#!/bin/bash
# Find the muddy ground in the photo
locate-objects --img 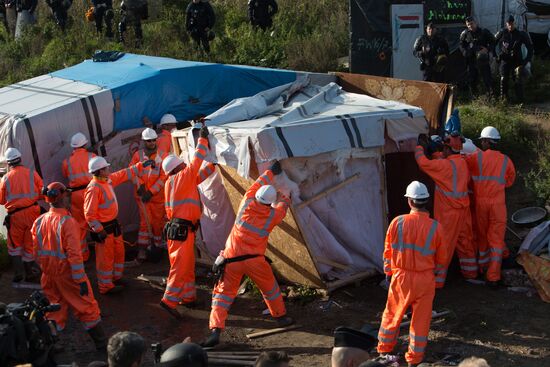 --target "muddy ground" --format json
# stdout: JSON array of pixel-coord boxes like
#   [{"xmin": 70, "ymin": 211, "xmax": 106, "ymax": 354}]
[{"xmin": 1, "ymin": 238, "xmax": 549, "ymax": 367}]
